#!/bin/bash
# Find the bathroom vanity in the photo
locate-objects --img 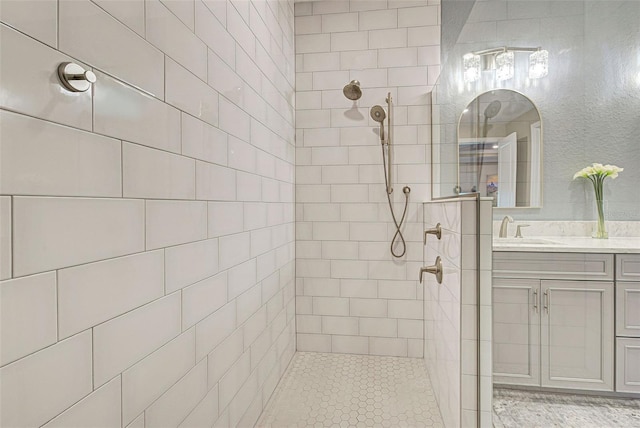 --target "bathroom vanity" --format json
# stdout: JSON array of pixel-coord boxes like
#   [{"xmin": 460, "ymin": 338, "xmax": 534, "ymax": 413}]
[{"xmin": 492, "ymin": 239, "xmax": 640, "ymax": 395}]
